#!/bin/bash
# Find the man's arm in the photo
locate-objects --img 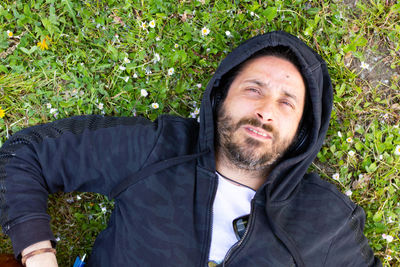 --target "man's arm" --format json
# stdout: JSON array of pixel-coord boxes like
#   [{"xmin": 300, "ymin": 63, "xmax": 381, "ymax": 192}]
[
  {"xmin": 324, "ymin": 205, "xmax": 381, "ymax": 267},
  {"xmin": 0, "ymin": 115, "xmax": 159, "ymax": 259},
  {"xmin": 21, "ymin": 241, "xmax": 57, "ymax": 267}
]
